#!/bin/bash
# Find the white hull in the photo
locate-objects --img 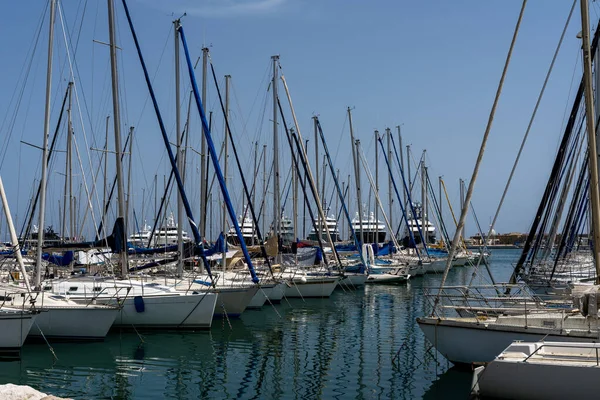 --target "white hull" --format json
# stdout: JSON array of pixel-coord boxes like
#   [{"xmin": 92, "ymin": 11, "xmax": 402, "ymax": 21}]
[
  {"xmin": 29, "ymin": 306, "xmax": 117, "ymax": 340},
  {"xmin": 472, "ymin": 341, "xmax": 600, "ymax": 400},
  {"xmin": 213, "ymin": 287, "xmax": 258, "ymax": 317},
  {"xmin": 366, "ymin": 274, "xmax": 406, "ymax": 284},
  {"xmin": 451, "ymin": 256, "xmax": 468, "ymax": 267},
  {"xmin": 339, "ymin": 273, "xmax": 368, "ymax": 288},
  {"xmin": 417, "ymin": 316, "xmax": 598, "ymax": 365},
  {"xmin": 423, "ymin": 259, "xmax": 446, "ymax": 273},
  {"xmin": 109, "ymin": 293, "xmax": 217, "ymax": 329},
  {"xmin": 265, "ymin": 282, "xmax": 286, "ymax": 303},
  {"xmin": 284, "ymin": 277, "xmax": 339, "ymax": 298},
  {"xmin": 0, "ymin": 310, "xmax": 37, "ymax": 356},
  {"xmin": 247, "ymin": 288, "xmax": 268, "ymax": 309}
]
